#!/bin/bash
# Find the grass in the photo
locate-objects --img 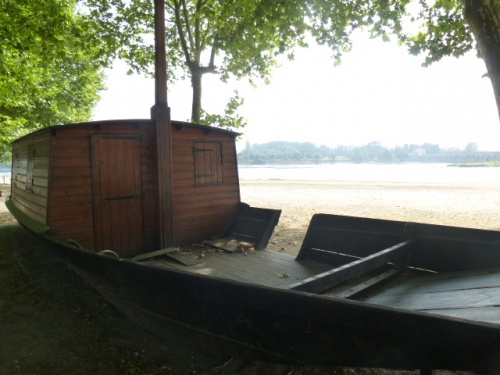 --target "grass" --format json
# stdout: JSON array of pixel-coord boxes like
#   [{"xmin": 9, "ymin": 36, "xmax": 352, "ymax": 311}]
[{"xmin": 452, "ymin": 161, "xmax": 500, "ymax": 168}]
